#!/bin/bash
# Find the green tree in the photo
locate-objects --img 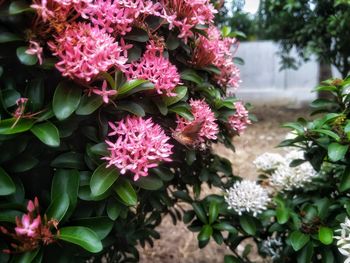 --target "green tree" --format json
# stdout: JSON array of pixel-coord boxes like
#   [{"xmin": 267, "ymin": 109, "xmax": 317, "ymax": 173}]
[{"xmin": 259, "ymin": 0, "xmax": 350, "ymax": 78}]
